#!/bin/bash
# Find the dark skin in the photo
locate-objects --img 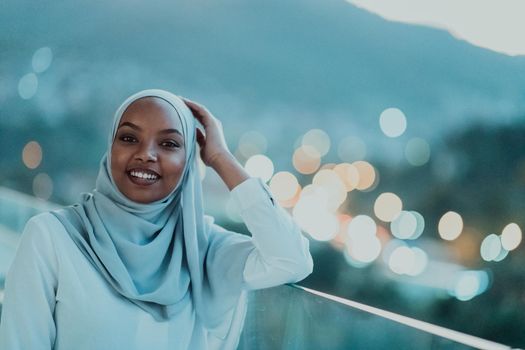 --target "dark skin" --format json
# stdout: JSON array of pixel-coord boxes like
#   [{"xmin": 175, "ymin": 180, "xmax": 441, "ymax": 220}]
[{"xmin": 111, "ymin": 96, "xmax": 250, "ymax": 204}]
